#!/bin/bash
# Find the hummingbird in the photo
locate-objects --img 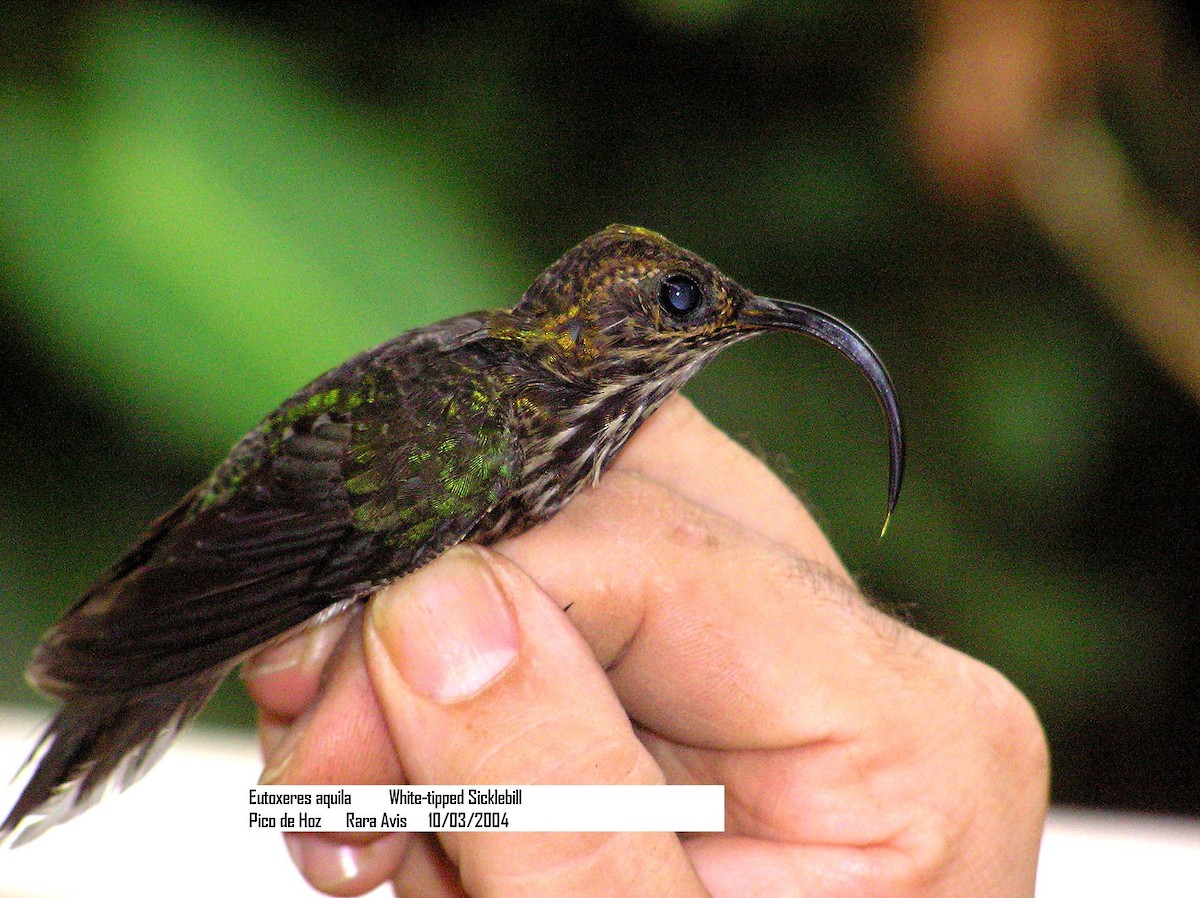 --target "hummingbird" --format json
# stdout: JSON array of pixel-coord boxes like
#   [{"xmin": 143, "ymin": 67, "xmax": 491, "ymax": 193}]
[{"xmin": 2, "ymin": 224, "xmax": 904, "ymax": 844}]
